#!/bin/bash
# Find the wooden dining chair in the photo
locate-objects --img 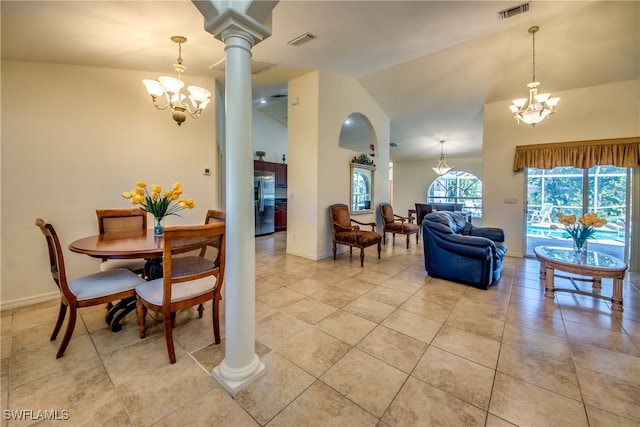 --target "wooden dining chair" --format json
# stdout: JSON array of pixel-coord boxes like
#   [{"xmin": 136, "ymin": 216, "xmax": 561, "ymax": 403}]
[
  {"xmin": 35, "ymin": 218, "xmax": 146, "ymax": 358},
  {"xmin": 96, "ymin": 208, "xmax": 148, "ymax": 276},
  {"xmin": 135, "ymin": 222, "xmax": 226, "ymax": 364}
]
